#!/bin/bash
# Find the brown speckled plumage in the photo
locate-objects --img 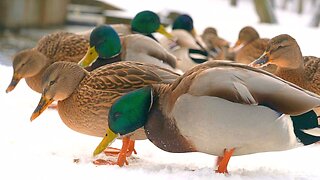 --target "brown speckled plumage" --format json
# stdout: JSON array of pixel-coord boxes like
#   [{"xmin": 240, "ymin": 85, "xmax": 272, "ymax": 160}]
[
  {"xmin": 254, "ymin": 34, "xmax": 320, "ymax": 95},
  {"xmin": 40, "ymin": 61, "xmax": 179, "ymax": 139},
  {"xmin": 201, "ymin": 27, "xmax": 230, "ymax": 60},
  {"xmin": 8, "ymin": 31, "xmax": 89, "ymax": 93},
  {"xmin": 232, "ymin": 26, "xmax": 269, "ymax": 64}
]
